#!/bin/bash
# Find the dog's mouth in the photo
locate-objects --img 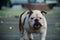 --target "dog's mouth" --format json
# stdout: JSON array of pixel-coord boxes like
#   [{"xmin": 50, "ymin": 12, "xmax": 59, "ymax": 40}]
[{"xmin": 33, "ymin": 23, "xmax": 42, "ymax": 30}]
